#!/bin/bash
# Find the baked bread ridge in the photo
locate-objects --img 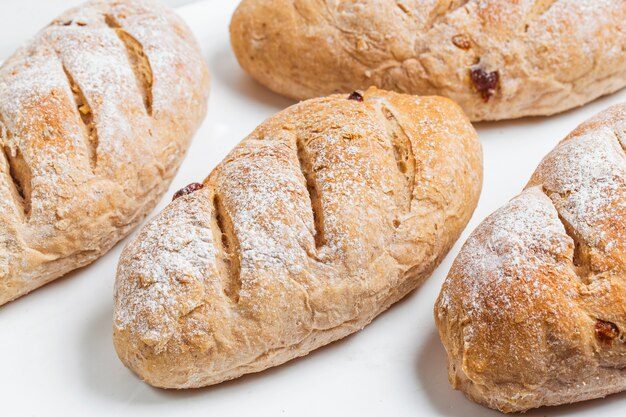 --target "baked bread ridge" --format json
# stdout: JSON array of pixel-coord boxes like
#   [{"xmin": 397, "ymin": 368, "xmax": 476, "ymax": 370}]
[
  {"xmin": 113, "ymin": 87, "xmax": 483, "ymax": 388},
  {"xmin": 0, "ymin": 0, "xmax": 210, "ymax": 305},
  {"xmin": 230, "ymin": 0, "xmax": 626, "ymax": 121},
  {"xmin": 435, "ymin": 104, "xmax": 626, "ymax": 413}
]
